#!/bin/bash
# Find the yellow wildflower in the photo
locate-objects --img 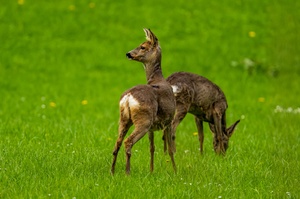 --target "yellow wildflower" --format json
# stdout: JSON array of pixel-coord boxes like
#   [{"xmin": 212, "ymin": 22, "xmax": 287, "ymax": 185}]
[
  {"xmin": 249, "ymin": 31, "xmax": 256, "ymax": 38},
  {"xmin": 49, "ymin": 102, "xmax": 56, "ymax": 108},
  {"xmin": 89, "ymin": 2, "xmax": 96, "ymax": 8},
  {"xmin": 258, "ymin": 97, "xmax": 265, "ymax": 102},
  {"xmin": 193, "ymin": 132, "xmax": 198, "ymax": 136},
  {"xmin": 81, "ymin": 100, "xmax": 88, "ymax": 105},
  {"xmin": 69, "ymin": 5, "xmax": 76, "ymax": 11},
  {"xmin": 18, "ymin": 0, "xmax": 24, "ymax": 5}
]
